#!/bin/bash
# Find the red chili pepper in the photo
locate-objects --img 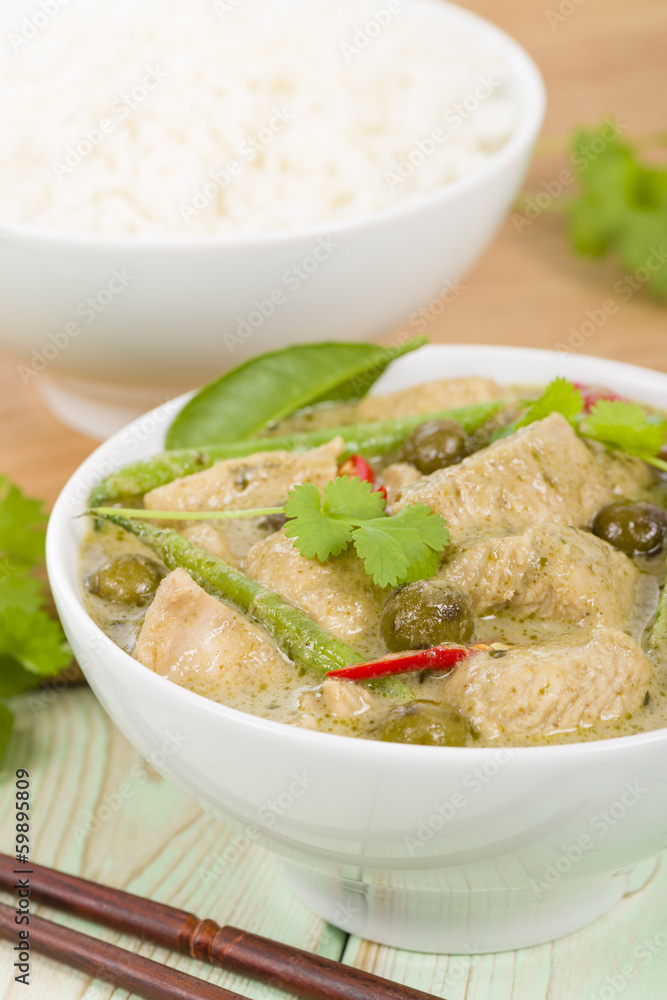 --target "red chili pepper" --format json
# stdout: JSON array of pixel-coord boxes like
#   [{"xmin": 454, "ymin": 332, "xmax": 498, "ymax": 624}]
[
  {"xmin": 327, "ymin": 644, "xmax": 489, "ymax": 681},
  {"xmin": 573, "ymin": 383, "xmax": 627, "ymax": 414},
  {"xmin": 338, "ymin": 453, "xmax": 375, "ymax": 484}
]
